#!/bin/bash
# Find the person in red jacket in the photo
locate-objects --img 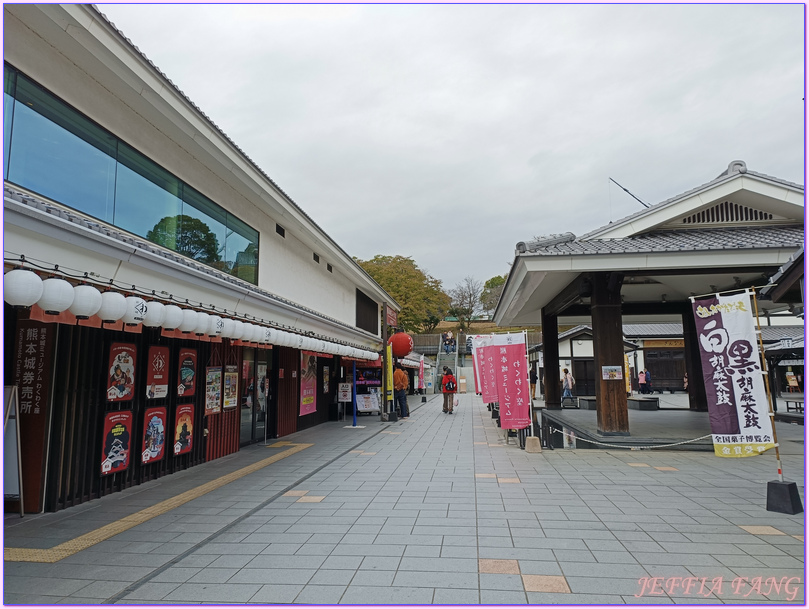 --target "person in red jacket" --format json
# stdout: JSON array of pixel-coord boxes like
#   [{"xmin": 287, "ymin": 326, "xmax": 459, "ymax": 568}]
[{"xmin": 442, "ymin": 368, "xmax": 457, "ymax": 414}]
